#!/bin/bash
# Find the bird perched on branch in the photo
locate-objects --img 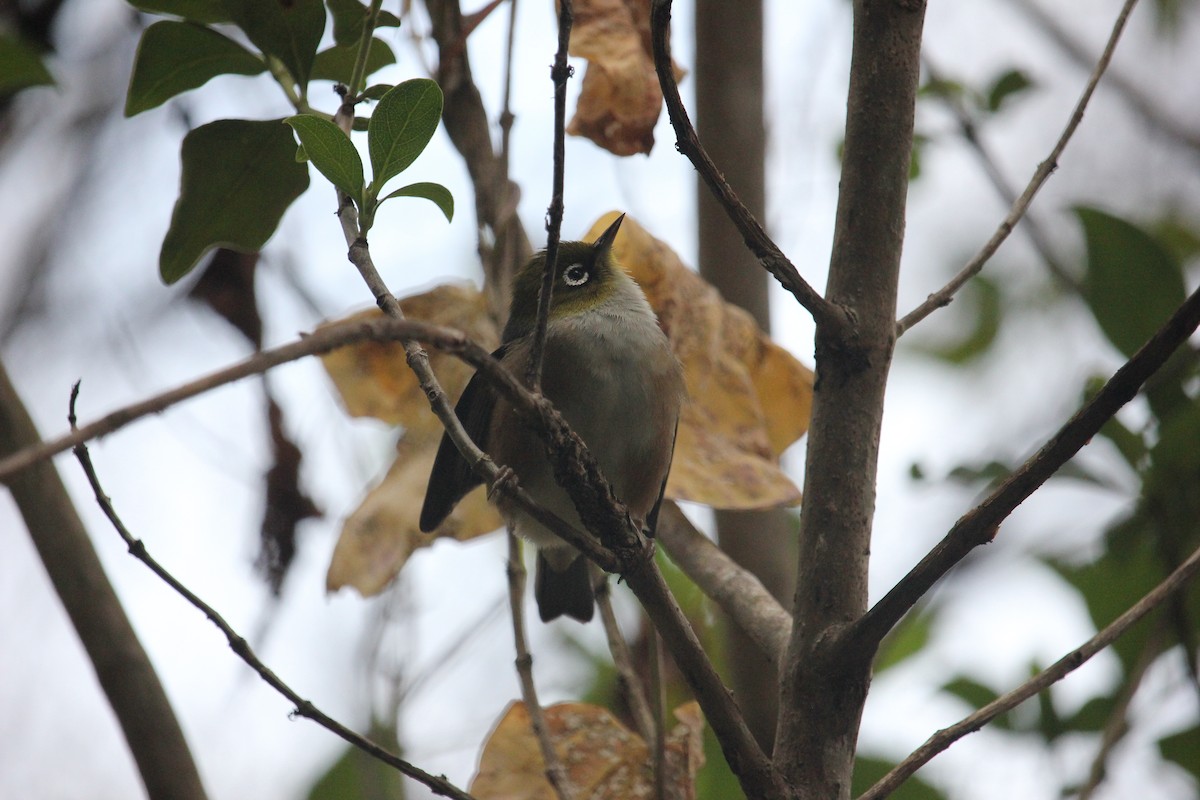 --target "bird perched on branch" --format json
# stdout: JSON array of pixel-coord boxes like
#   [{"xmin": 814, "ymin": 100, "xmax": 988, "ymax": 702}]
[{"xmin": 420, "ymin": 214, "xmax": 684, "ymax": 622}]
